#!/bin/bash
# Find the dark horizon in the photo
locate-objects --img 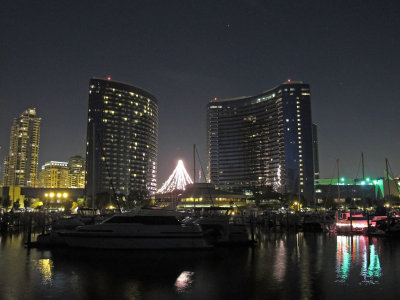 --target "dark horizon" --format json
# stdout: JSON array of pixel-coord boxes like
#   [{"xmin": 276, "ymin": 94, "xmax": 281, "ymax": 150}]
[{"xmin": 1, "ymin": 0, "xmax": 400, "ymax": 186}]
